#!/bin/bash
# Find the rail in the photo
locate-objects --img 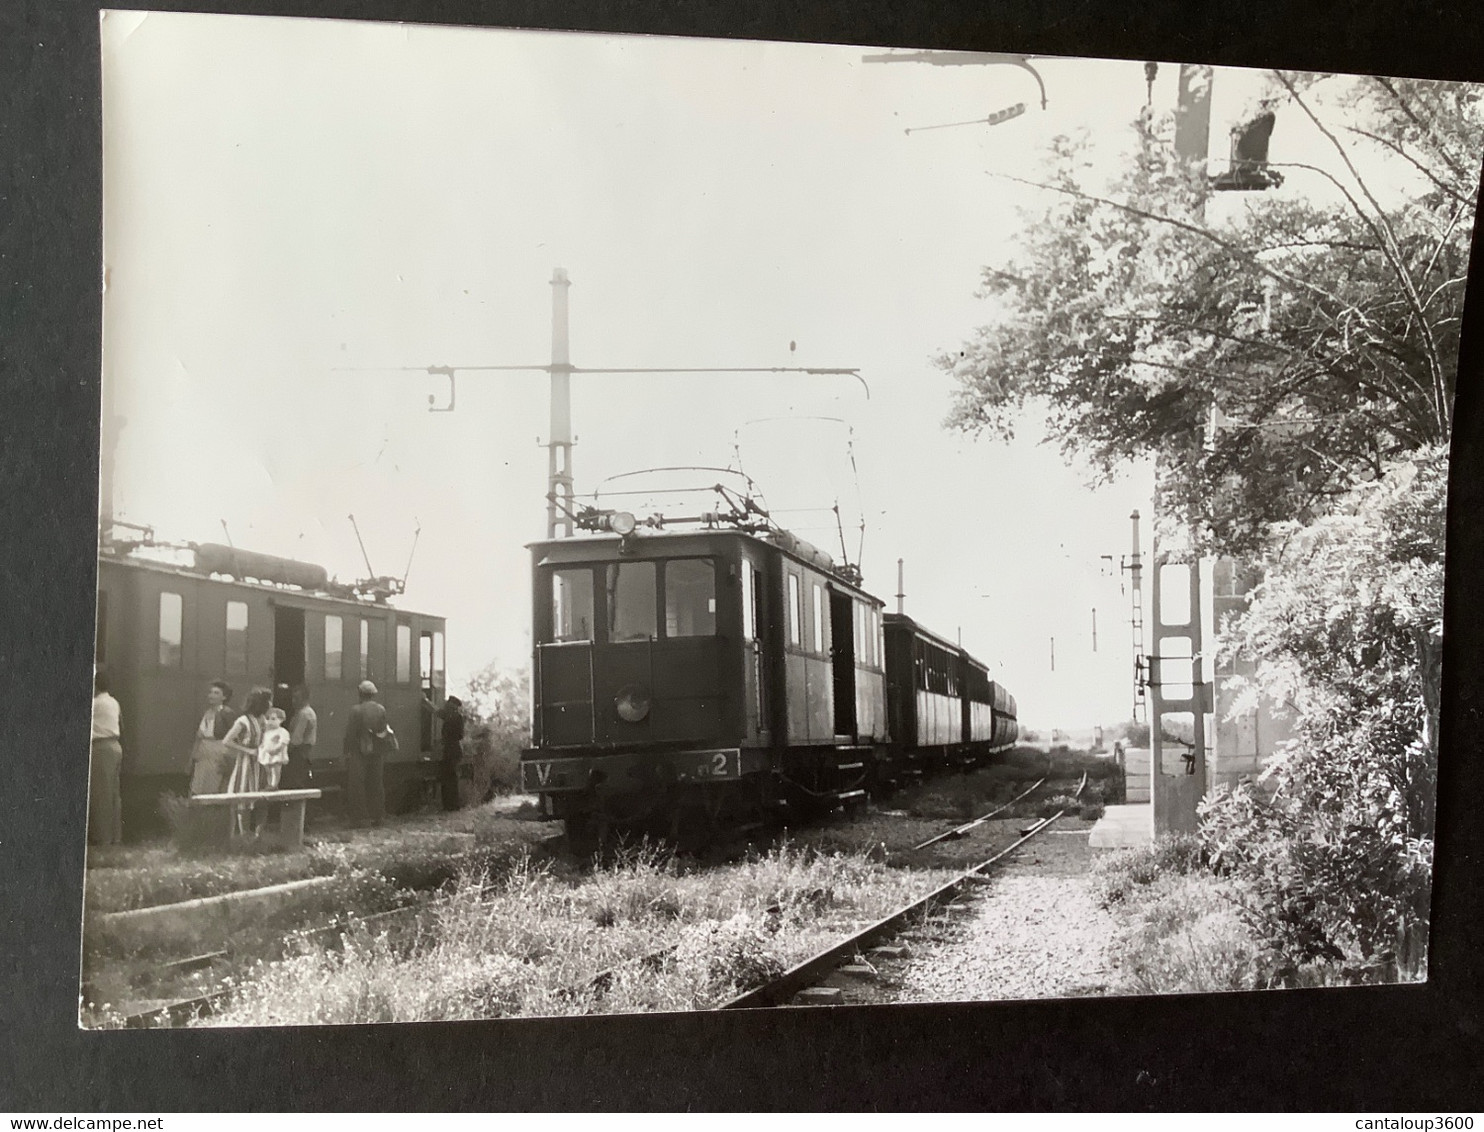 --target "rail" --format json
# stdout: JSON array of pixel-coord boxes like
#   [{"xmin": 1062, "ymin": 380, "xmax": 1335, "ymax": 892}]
[
  {"xmin": 718, "ymin": 770, "xmax": 1088, "ymax": 1010},
  {"xmin": 910, "ymin": 775, "xmax": 1049, "ymax": 851}
]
